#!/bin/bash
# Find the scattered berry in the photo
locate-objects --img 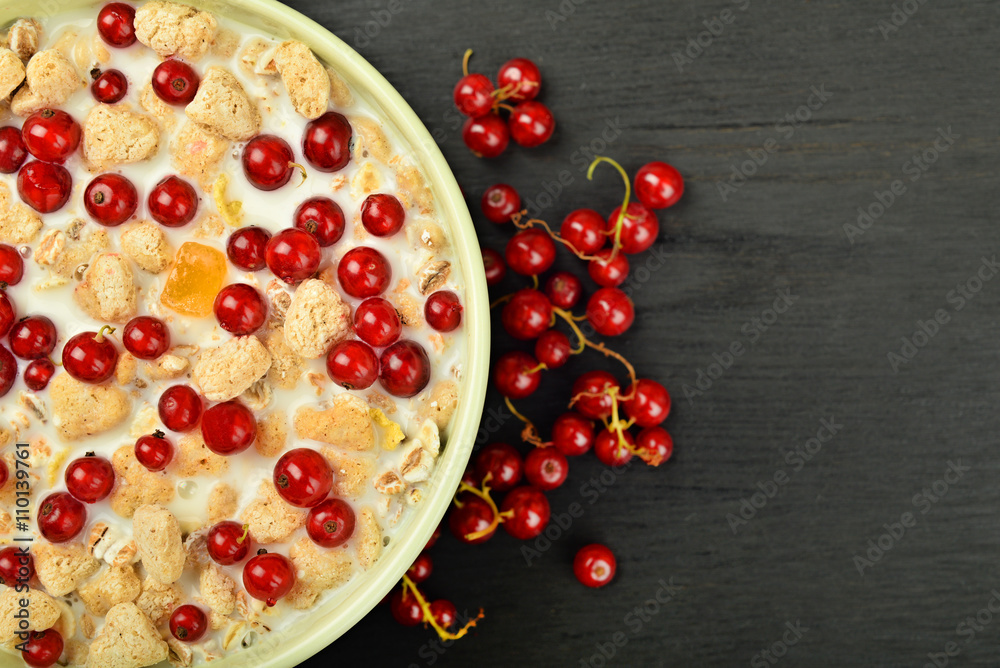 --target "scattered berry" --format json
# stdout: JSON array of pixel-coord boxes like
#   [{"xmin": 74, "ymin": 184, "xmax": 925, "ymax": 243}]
[
  {"xmin": 474, "ymin": 443, "xmax": 523, "ymax": 492},
  {"xmin": 586, "ymin": 287, "xmax": 635, "ymax": 336},
  {"xmin": 588, "ymin": 248, "xmax": 630, "ymax": 288},
  {"xmin": 508, "ymin": 101, "xmax": 555, "ymax": 147},
  {"xmin": 501, "ymin": 288, "xmax": 552, "ymax": 340},
  {"xmin": 606, "ymin": 202, "xmax": 659, "ymax": 254},
  {"xmin": 449, "ymin": 494, "xmax": 496, "ymax": 544},
  {"xmin": 497, "ymin": 58, "xmax": 541, "ymax": 102},
  {"xmin": 454, "ymin": 73, "xmax": 494, "ymax": 117},
  {"xmin": 635, "ymin": 161, "xmax": 684, "ymax": 209},
  {"xmin": 544, "ymin": 271, "xmax": 584, "ymax": 310},
  {"xmin": 534, "ymin": 329, "xmax": 572, "ymax": 369},
  {"xmin": 462, "ymin": 114, "xmax": 509, "ymax": 158},
  {"xmin": 594, "ymin": 429, "xmax": 634, "ymax": 466},
  {"xmin": 506, "ymin": 228, "xmax": 557, "ymax": 276},
  {"xmin": 622, "ymin": 379, "xmax": 671, "ymax": 427},
  {"xmin": 390, "ymin": 589, "xmax": 424, "ymax": 626},
  {"xmin": 561, "ymin": 209, "xmax": 607, "ymax": 255},
  {"xmin": 493, "ymin": 351, "xmax": 542, "ymax": 399},
  {"xmin": 552, "ymin": 412, "xmax": 595, "ymax": 457},
  {"xmin": 574, "ymin": 544, "xmax": 616, "ymax": 588},
  {"xmin": 524, "ymin": 447, "xmax": 569, "ymax": 490},
  {"xmin": 482, "ymin": 247, "xmax": 507, "ymax": 285},
  {"xmin": 637, "ymin": 426, "xmax": 673, "ymax": 465},
  {"xmin": 407, "ymin": 553, "xmax": 433, "ymax": 584},
  {"xmin": 500, "ymin": 486, "xmax": 550, "ymax": 540},
  {"xmin": 481, "ymin": 184, "xmax": 521, "ymax": 224},
  {"xmin": 571, "ymin": 371, "xmax": 619, "ymax": 420}
]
